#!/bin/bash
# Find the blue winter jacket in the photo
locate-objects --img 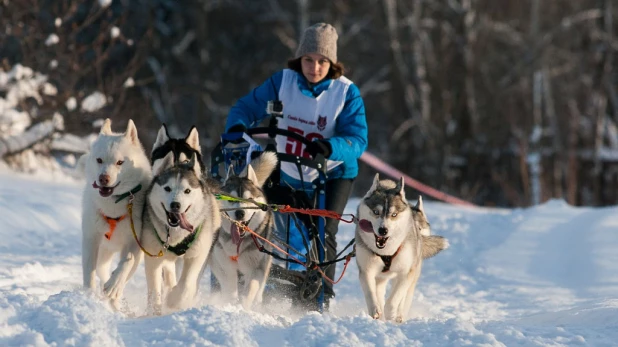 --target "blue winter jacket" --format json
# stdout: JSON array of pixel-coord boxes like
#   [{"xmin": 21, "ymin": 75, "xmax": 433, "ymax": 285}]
[{"xmin": 225, "ymin": 69, "xmax": 368, "ymax": 181}]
